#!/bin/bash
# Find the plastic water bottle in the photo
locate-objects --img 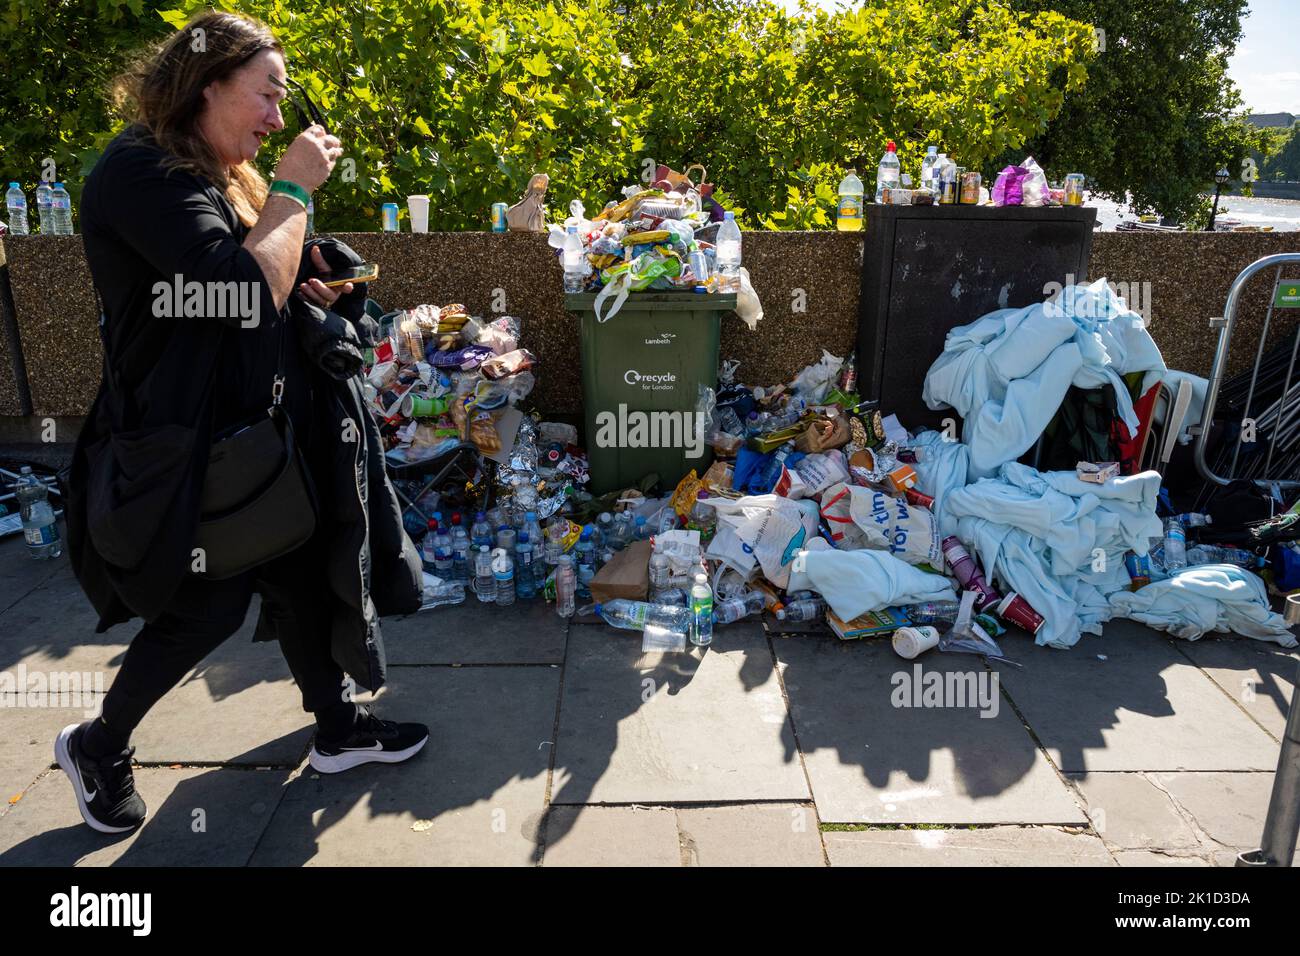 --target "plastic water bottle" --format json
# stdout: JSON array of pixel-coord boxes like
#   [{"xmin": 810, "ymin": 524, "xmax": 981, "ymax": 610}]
[
  {"xmin": 515, "ymin": 531, "xmax": 537, "ymax": 599},
  {"xmin": 524, "ymin": 511, "xmax": 544, "ymax": 559},
  {"xmin": 690, "ymin": 573, "xmax": 714, "ymax": 646},
  {"xmin": 836, "ymin": 168, "xmax": 864, "ymax": 232},
  {"xmin": 634, "ymin": 515, "xmax": 648, "ymax": 541},
  {"xmin": 420, "ymin": 578, "xmax": 466, "ymax": 610},
  {"xmin": 715, "ymin": 211, "xmax": 742, "ymax": 293},
  {"xmin": 1186, "ymin": 544, "xmax": 1258, "ymax": 569},
  {"xmin": 776, "ymin": 598, "xmax": 825, "ymax": 622},
  {"xmin": 592, "ymin": 599, "xmax": 692, "ymax": 636},
  {"xmin": 575, "ymin": 528, "xmax": 595, "ymax": 598},
  {"xmin": 929, "ymin": 153, "xmax": 948, "ymax": 192},
  {"xmin": 50, "ymin": 183, "xmax": 73, "ymax": 234},
  {"xmin": 649, "ymin": 552, "xmax": 671, "ymax": 591},
  {"xmin": 555, "ymin": 554, "xmax": 576, "ymax": 618},
  {"xmin": 651, "ymin": 587, "xmax": 689, "ymax": 607},
  {"xmin": 421, "ymin": 519, "xmax": 439, "ymax": 570},
  {"xmin": 688, "ymin": 491, "xmax": 716, "ymax": 542},
  {"xmin": 713, "ymin": 590, "xmax": 765, "ymax": 625},
  {"xmin": 688, "ymin": 240, "xmax": 711, "ymax": 285},
  {"xmin": 450, "ymin": 514, "xmax": 470, "ymax": 585},
  {"xmin": 874, "ymin": 141, "xmax": 901, "ymax": 203},
  {"xmin": 17, "ymin": 468, "xmax": 61, "ymax": 559},
  {"xmin": 903, "ymin": 601, "xmax": 962, "ymax": 626},
  {"xmin": 544, "ymin": 518, "xmax": 566, "ymax": 565},
  {"xmin": 493, "ymin": 547, "xmax": 515, "ymax": 606},
  {"xmin": 562, "ymin": 225, "xmax": 585, "ymax": 292},
  {"xmin": 1163, "ymin": 516, "xmax": 1188, "ymax": 571},
  {"xmin": 595, "ymin": 512, "xmax": 613, "ymax": 552},
  {"xmin": 919, "ymin": 146, "xmax": 938, "ymax": 195},
  {"xmin": 760, "ymin": 440, "xmax": 796, "ymax": 491},
  {"xmin": 36, "ymin": 182, "xmax": 53, "ymax": 233},
  {"xmin": 609, "ymin": 512, "xmax": 632, "ymax": 552},
  {"xmin": 471, "ymin": 511, "xmax": 493, "ymax": 551},
  {"xmin": 474, "ymin": 545, "xmax": 495, "ymax": 603},
  {"xmin": 495, "ymin": 526, "xmax": 517, "ymax": 553},
  {"xmin": 655, "ymin": 508, "xmax": 678, "ymax": 535},
  {"xmin": 1173, "ymin": 513, "xmax": 1213, "ymax": 529},
  {"xmin": 5, "ymin": 183, "xmax": 29, "ymax": 235}
]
